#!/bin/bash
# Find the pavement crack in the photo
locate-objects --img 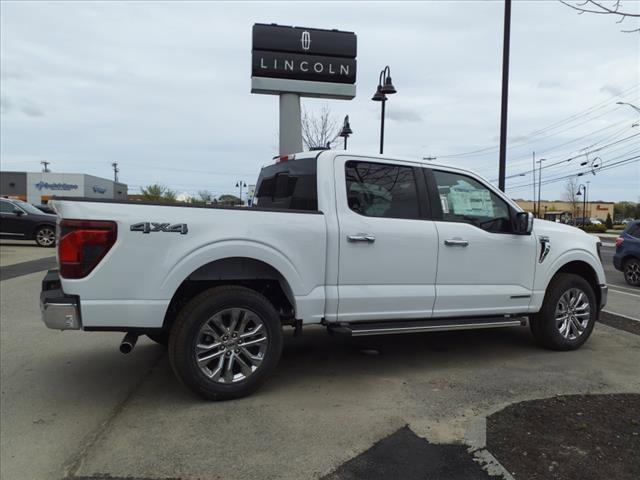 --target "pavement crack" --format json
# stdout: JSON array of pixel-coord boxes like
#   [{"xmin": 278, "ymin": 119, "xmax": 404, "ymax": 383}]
[{"xmin": 63, "ymin": 350, "xmax": 166, "ymax": 479}]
